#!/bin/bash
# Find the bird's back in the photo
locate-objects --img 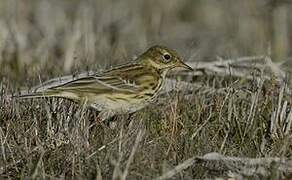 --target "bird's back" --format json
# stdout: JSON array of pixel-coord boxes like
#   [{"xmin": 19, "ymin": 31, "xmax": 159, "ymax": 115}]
[
  {"xmin": 92, "ymin": 64, "xmax": 164, "ymax": 112},
  {"xmin": 17, "ymin": 64, "xmax": 164, "ymax": 113}
]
